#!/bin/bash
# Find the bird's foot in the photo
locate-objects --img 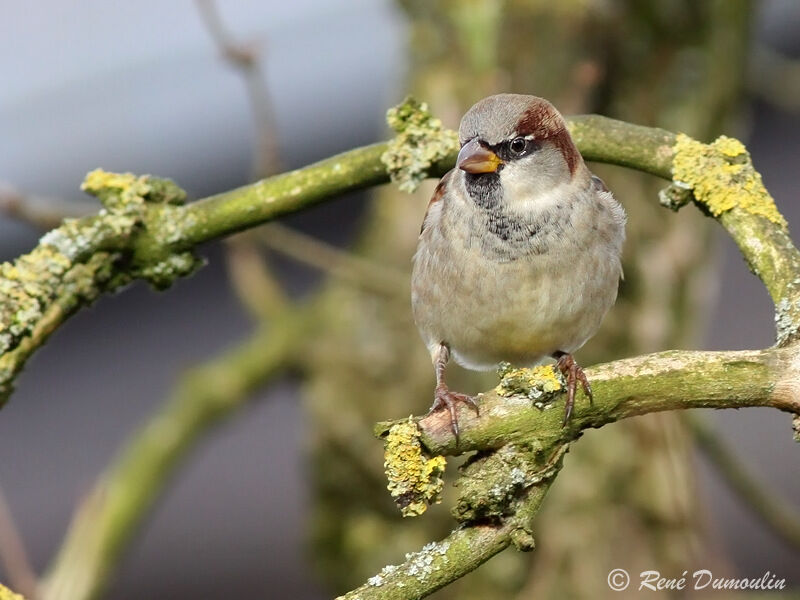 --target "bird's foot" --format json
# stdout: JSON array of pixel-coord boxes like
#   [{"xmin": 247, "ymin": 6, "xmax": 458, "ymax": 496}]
[
  {"xmin": 554, "ymin": 352, "xmax": 592, "ymax": 426},
  {"xmin": 428, "ymin": 384, "xmax": 480, "ymax": 441}
]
